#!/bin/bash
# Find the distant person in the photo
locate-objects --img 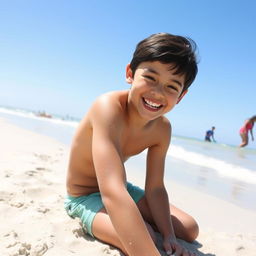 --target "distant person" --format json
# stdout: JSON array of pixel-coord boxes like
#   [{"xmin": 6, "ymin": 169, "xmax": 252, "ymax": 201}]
[
  {"xmin": 239, "ymin": 115, "xmax": 256, "ymax": 147},
  {"xmin": 65, "ymin": 33, "xmax": 199, "ymax": 256},
  {"xmin": 205, "ymin": 126, "xmax": 216, "ymax": 142}
]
